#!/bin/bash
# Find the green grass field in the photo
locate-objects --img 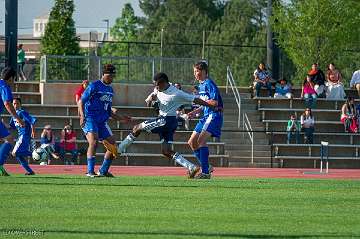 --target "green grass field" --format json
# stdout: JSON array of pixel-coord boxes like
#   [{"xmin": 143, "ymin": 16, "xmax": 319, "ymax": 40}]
[{"xmin": 1, "ymin": 175, "xmax": 360, "ymax": 239}]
